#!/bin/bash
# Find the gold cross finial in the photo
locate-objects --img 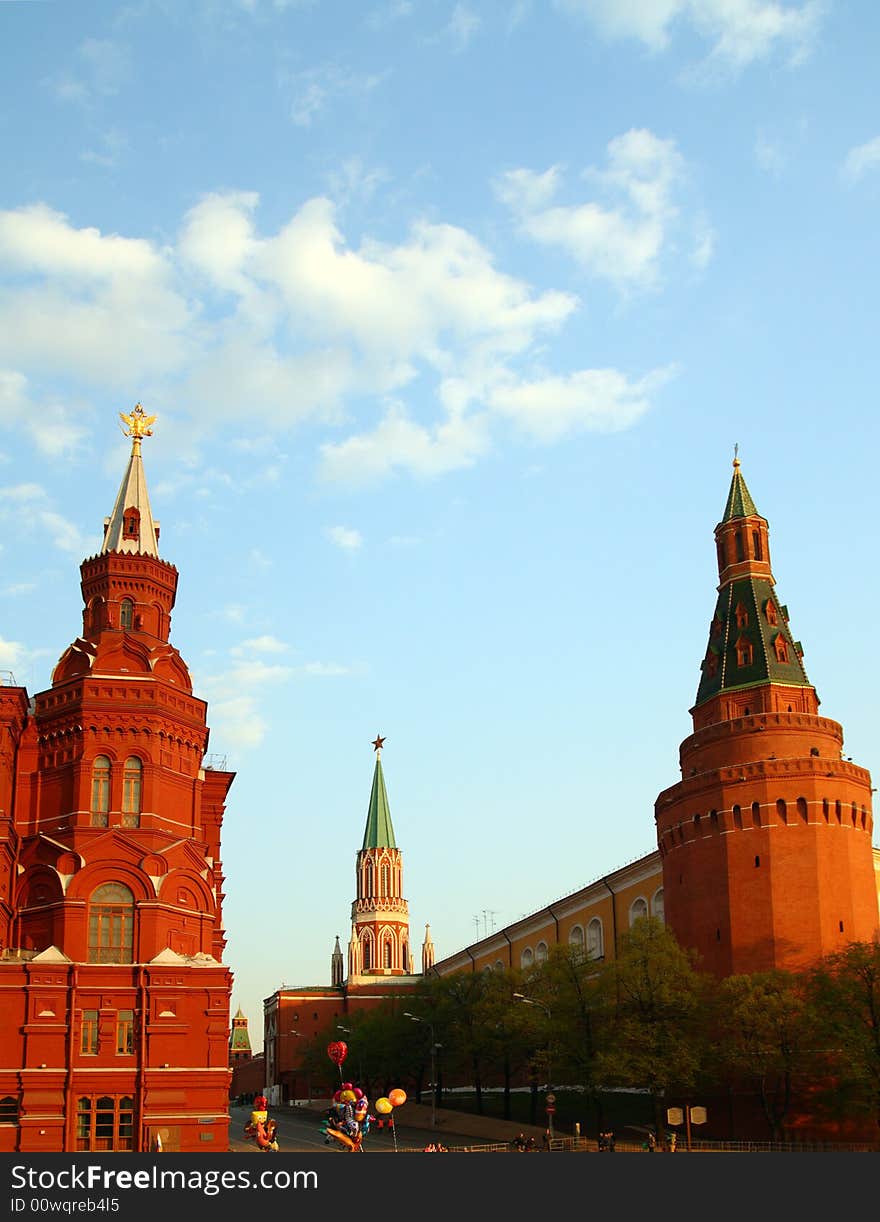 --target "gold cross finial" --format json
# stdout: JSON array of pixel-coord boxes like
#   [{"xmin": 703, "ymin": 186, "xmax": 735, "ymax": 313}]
[{"xmin": 733, "ymin": 442, "xmax": 740, "ymax": 470}]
